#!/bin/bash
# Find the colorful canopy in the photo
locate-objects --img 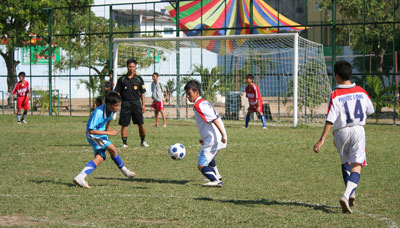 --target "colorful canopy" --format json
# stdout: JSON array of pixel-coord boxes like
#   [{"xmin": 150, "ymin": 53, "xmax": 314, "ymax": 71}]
[
  {"xmin": 165, "ymin": 0, "xmax": 305, "ymax": 36},
  {"xmin": 165, "ymin": 0, "xmax": 305, "ymax": 54}
]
